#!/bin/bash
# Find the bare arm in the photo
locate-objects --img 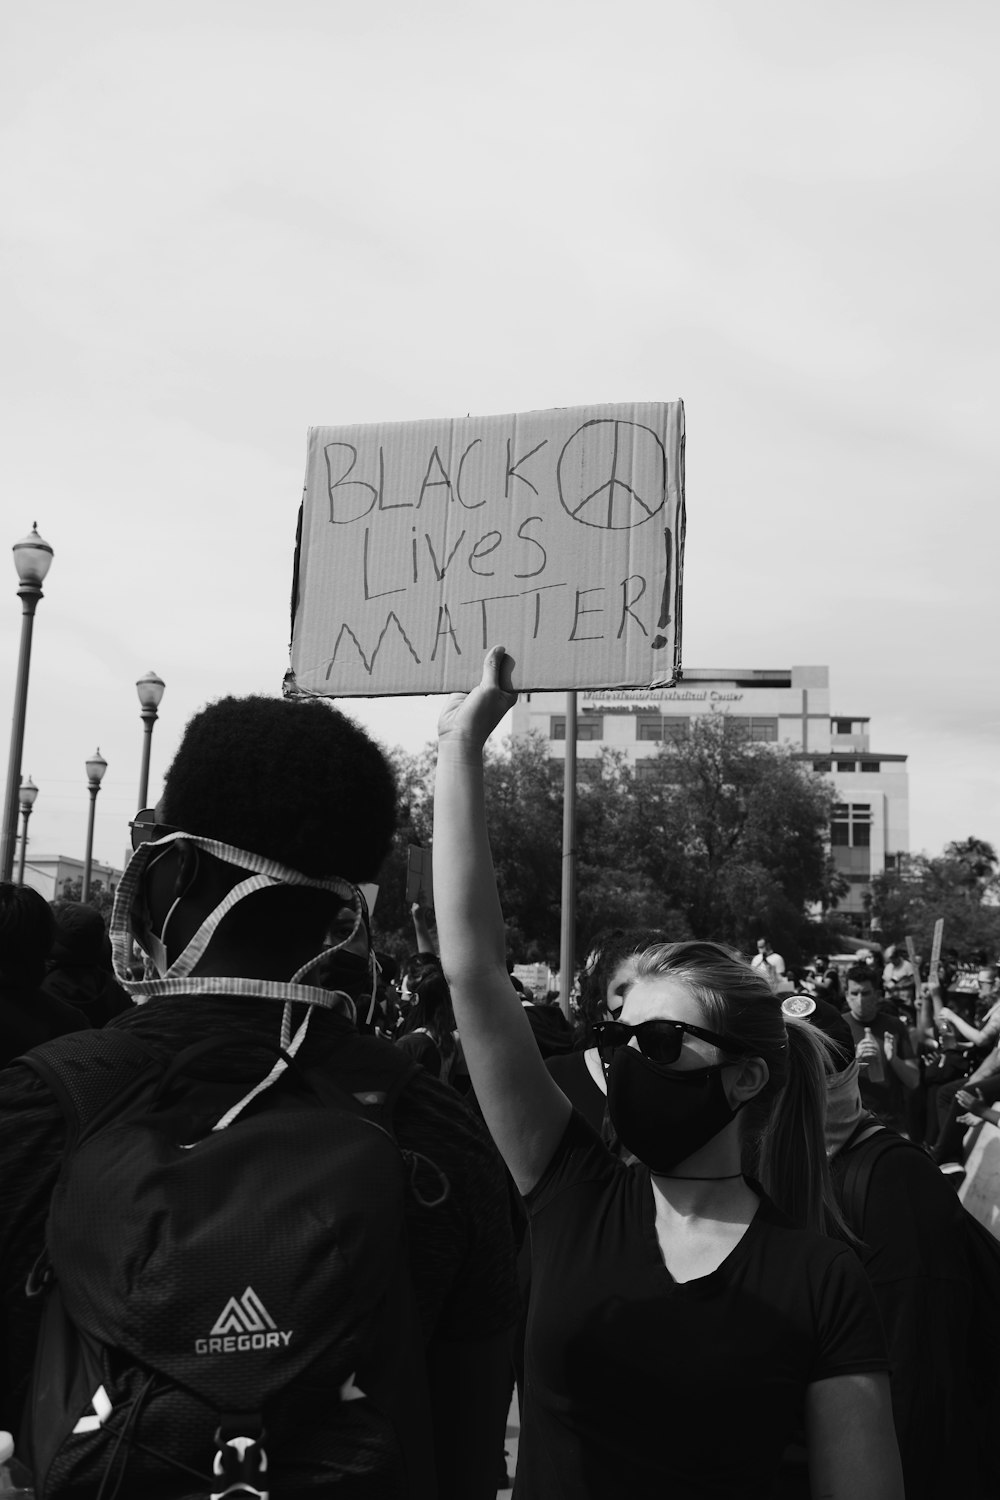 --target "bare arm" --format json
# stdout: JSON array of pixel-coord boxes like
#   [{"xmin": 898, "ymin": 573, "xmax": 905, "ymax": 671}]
[
  {"xmin": 433, "ymin": 648, "xmax": 571, "ymax": 1195},
  {"xmin": 938, "ymin": 1004, "xmax": 999, "ymax": 1048},
  {"xmin": 806, "ymin": 1372, "xmax": 903, "ymax": 1500}
]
